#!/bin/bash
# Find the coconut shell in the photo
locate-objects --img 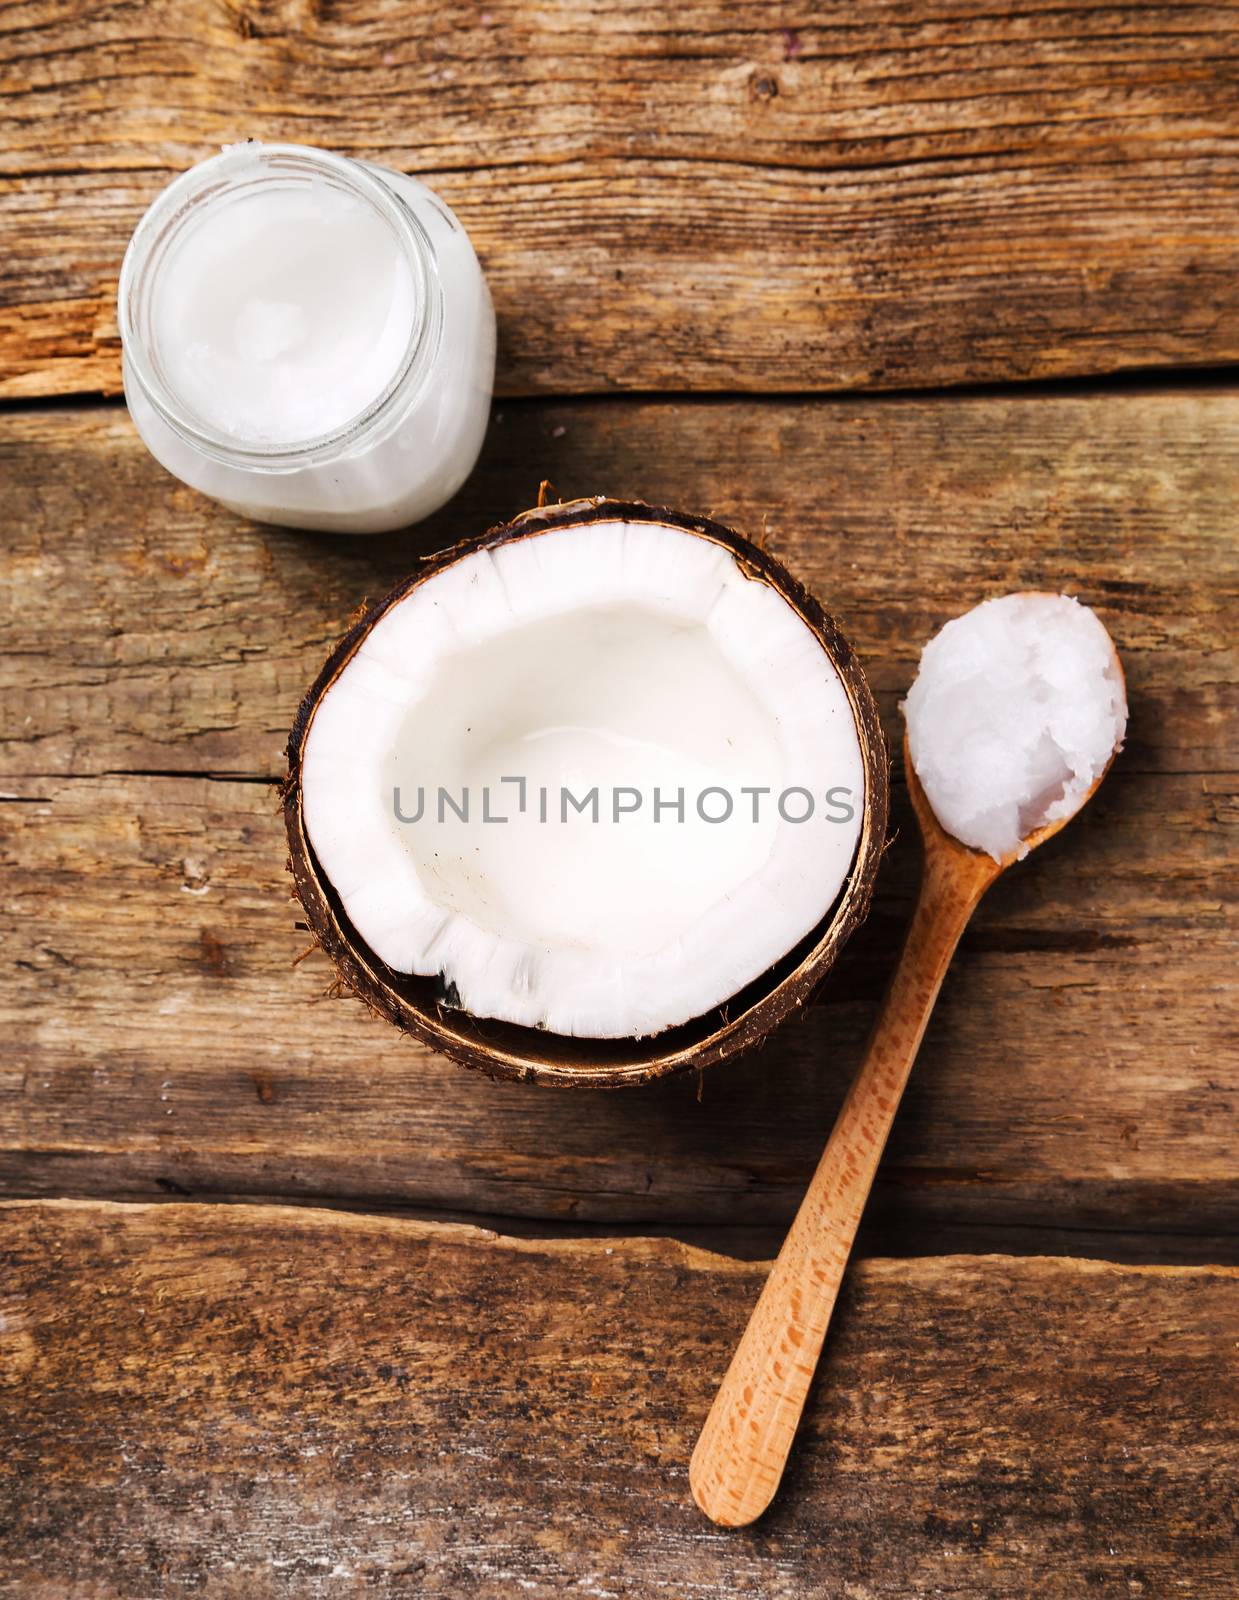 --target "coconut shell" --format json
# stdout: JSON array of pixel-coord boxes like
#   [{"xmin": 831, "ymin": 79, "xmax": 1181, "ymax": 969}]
[{"xmin": 284, "ymin": 497, "xmax": 889, "ymax": 1087}]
